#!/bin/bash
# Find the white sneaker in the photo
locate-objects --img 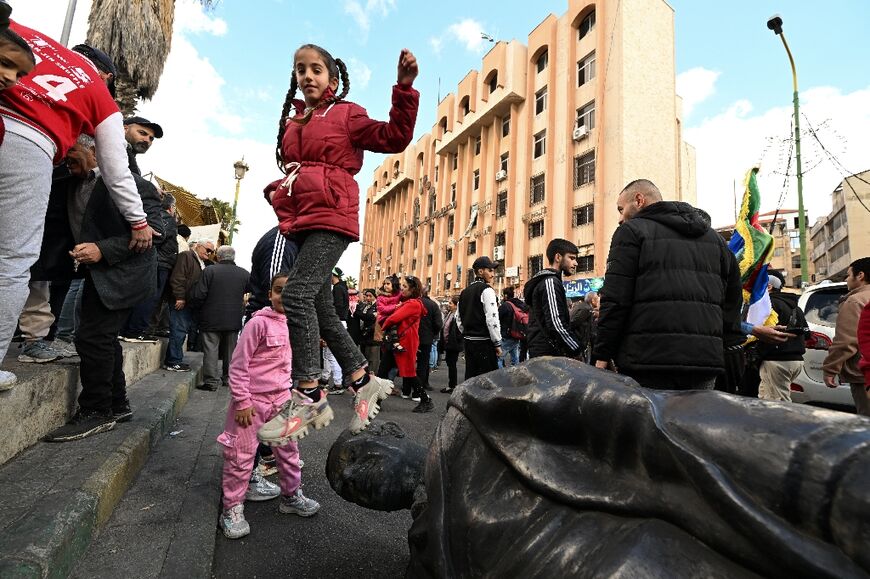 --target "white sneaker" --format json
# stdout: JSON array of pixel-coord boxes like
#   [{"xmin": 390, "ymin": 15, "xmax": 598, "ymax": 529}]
[
  {"xmin": 220, "ymin": 504, "xmax": 250, "ymax": 539},
  {"xmin": 245, "ymin": 471, "xmax": 280, "ymax": 502},
  {"xmin": 257, "ymin": 390, "xmax": 334, "ymax": 446},
  {"xmin": 0, "ymin": 370, "xmax": 16, "ymax": 392},
  {"xmin": 278, "ymin": 489, "xmax": 320, "ymax": 517},
  {"xmin": 349, "ymin": 375, "xmax": 394, "ymax": 434}
]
